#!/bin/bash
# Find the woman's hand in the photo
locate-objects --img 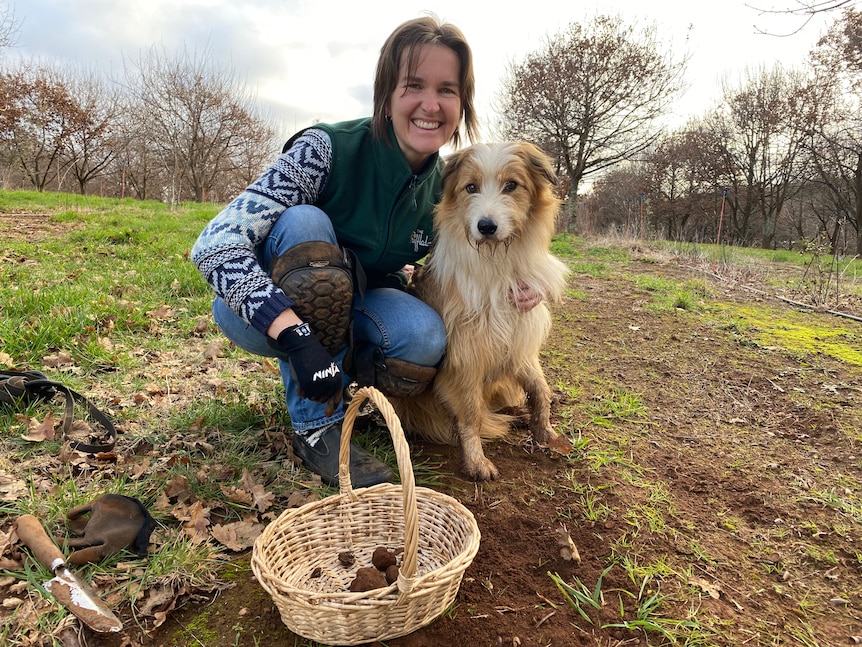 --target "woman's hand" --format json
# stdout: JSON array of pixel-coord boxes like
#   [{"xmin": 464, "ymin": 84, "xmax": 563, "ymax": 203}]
[{"xmin": 509, "ymin": 279, "xmax": 544, "ymax": 312}]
